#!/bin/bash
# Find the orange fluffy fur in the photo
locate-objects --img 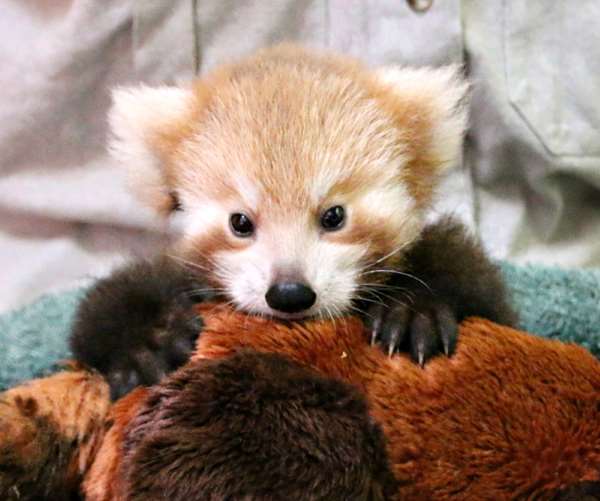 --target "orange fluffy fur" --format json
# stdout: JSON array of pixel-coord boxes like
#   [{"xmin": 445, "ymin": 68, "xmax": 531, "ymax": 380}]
[
  {"xmin": 192, "ymin": 305, "xmax": 600, "ymax": 500},
  {"xmin": 2, "ymin": 310, "xmax": 598, "ymax": 500},
  {"xmin": 0, "ymin": 367, "xmax": 110, "ymax": 499}
]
